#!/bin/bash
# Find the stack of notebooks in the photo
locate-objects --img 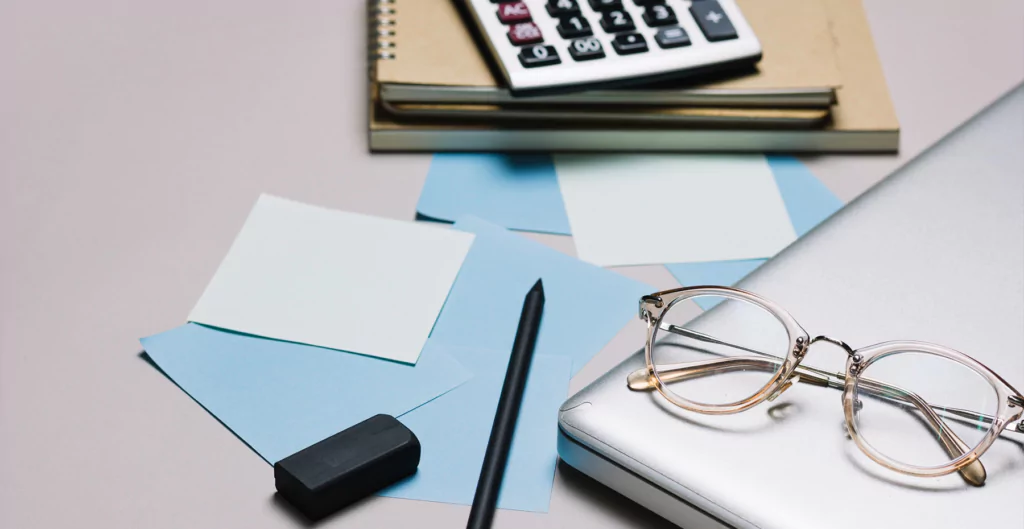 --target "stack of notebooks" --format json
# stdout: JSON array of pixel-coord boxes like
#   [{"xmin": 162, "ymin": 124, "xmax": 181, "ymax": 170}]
[{"xmin": 367, "ymin": 0, "xmax": 899, "ymax": 153}]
